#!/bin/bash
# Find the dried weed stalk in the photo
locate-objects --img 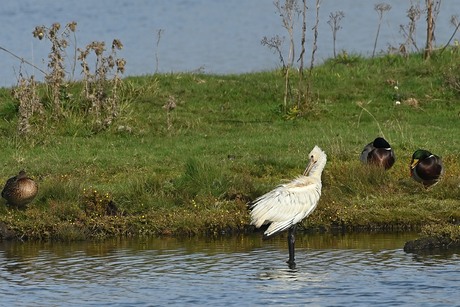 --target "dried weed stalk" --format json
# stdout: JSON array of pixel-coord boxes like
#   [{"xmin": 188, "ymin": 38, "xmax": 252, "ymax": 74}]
[
  {"xmin": 163, "ymin": 95, "xmax": 177, "ymax": 131},
  {"xmin": 33, "ymin": 22, "xmax": 77, "ymax": 117},
  {"xmin": 9, "ymin": 21, "xmax": 127, "ymax": 136},
  {"xmin": 12, "ymin": 73, "xmax": 44, "ymax": 135},
  {"xmin": 372, "ymin": 3, "xmax": 392, "ymax": 58},
  {"xmin": 399, "ymin": 2, "xmax": 421, "ymax": 54},
  {"xmin": 275, "ymin": 0, "xmax": 300, "ymax": 112},
  {"xmin": 307, "ymin": 0, "xmax": 321, "ymax": 97},
  {"xmin": 262, "ymin": 0, "xmax": 321, "ymax": 117},
  {"xmin": 155, "ymin": 29, "xmax": 164, "ymax": 74},
  {"xmin": 327, "ymin": 11, "xmax": 345, "ymax": 59},
  {"xmin": 297, "ymin": 0, "xmax": 307, "ymax": 110},
  {"xmin": 440, "ymin": 15, "xmax": 460, "ymax": 54},
  {"xmin": 424, "ymin": 0, "xmax": 442, "ymax": 59},
  {"xmin": 78, "ymin": 39, "xmax": 126, "ymax": 131}
]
